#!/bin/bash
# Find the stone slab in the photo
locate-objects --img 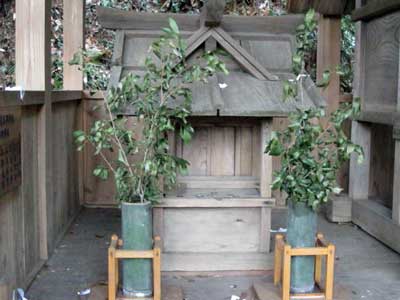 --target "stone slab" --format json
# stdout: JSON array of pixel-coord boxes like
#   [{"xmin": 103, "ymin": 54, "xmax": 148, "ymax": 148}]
[
  {"xmin": 88, "ymin": 285, "xmax": 184, "ymax": 300},
  {"xmin": 246, "ymin": 282, "xmax": 354, "ymax": 300}
]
